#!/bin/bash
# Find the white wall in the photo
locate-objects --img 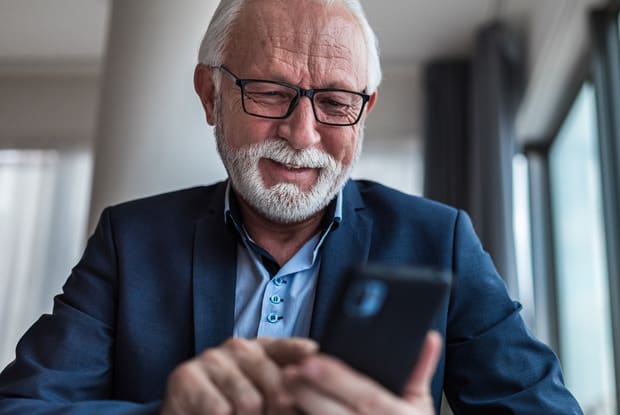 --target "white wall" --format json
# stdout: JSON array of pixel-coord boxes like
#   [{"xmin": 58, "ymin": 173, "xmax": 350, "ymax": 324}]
[
  {"xmin": 354, "ymin": 63, "xmax": 425, "ymax": 195},
  {"xmin": 0, "ymin": 74, "xmax": 99, "ymax": 149}
]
